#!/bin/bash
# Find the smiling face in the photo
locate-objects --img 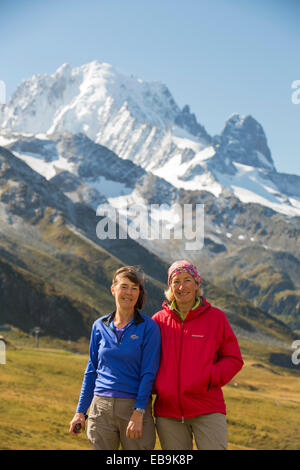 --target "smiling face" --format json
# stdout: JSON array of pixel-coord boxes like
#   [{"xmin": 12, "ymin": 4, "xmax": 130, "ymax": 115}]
[
  {"xmin": 170, "ymin": 271, "xmax": 197, "ymax": 306},
  {"xmin": 111, "ymin": 275, "xmax": 140, "ymax": 313}
]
